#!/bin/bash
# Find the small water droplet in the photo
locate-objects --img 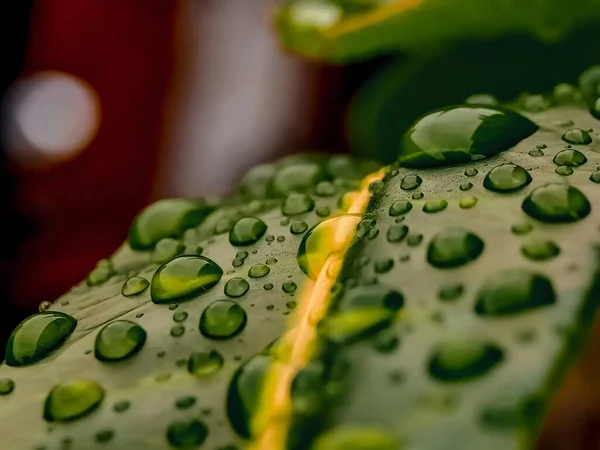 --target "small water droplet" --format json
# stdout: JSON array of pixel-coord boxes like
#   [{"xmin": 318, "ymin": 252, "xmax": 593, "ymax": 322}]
[
  {"xmin": 94, "ymin": 320, "xmax": 146, "ymax": 362},
  {"xmin": 528, "ymin": 148, "xmax": 544, "ymax": 157},
  {"xmin": 338, "ymin": 285, "xmax": 403, "ymax": 312},
  {"xmin": 520, "ymin": 238, "xmax": 560, "ymax": 261},
  {"xmin": 555, "ymin": 166, "xmax": 574, "ymax": 176},
  {"xmin": 170, "ymin": 325, "xmax": 185, "ymax": 337},
  {"xmin": 400, "ymin": 174, "xmax": 422, "ymax": 190},
  {"xmin": 459, "ymin": 195, "xmax": 478, "ymax": 209},
  {"xmin": 438, "ymin": 283, "xmax": 464, "ymax": 301},
  {"xmin": 248, "ymin": 264, "xmax": 270, "ymax": 278},
  {"xmin": 113, "ymin": 400, "xmax": 130, "ymax": 413},
  {"xmin": 412, "ymin": 192, "xmax": 424, "ymax": 200},
  {"xmin": 316, "ymin": 205, "xmax": 331, "ymax": 217},
  {"xmin": 368, "ymin": 180, "xmax": 384, "ymax": 194},
  {"xmin": 95, "ymin": 429, "xmax": 114, "ymax": 443},
  {"xmin": 459, "ymin": 181, "xmax": 473, "ymax": 191},
  {"xmin": 282, "ymin": 193, "xmax": 315, "ymax": 216},
  {"xmin": 522, "ymin": 183, "xmax": 591, "ymax": 223},
  {"xmin": 121, "ymin": 276, "xmax": 149, "ymax": 297},
  {"xmin": 151, "ymin": 256, "xmax": 223, "ymax": 304},
  {"xmin": 151, "ymin": 238, "xmax": 184, "ymax": 263},
  {"xmin": 399, "ymin": 105, "xmax": 537, "ymax": 168},
  {"xmin": 5, "ymin": 312, "xmax": 77, "ymax": 366},
  {"xmin": 427, "ymin": 228, "xmax": 484, "ymax": 268},
  {"xmin": 87, "ymin": 259, "xmax": 114, "ymax": 286},
  {"xmin": 224, "ymin": 278, "xmax": 250, "ymax": 298},
  {"xmin": 562, "ymin": 128, "xmax": 592, "ymax": 145},
  {"xmin": 511, "ymin": 221, "xmax": 533, "ymax": 235},
  {"xmin": 271, "ymin": 162, "xmax": 327, "ymax": 196},
  {"xmin": 590, "ymin": 171, "xmax": 600, "ymax": 183},
  {"xmin": 475, "ymin": 270, "xmax": 555, "ymax": 316},
  {"xmin": 422, "ymin": 199, "xmax": 448, "ymax": 213},
  {"xmin": 314, "ymin": 181, "xmax": 336, "ymax": 197},
  {"xmin": 290, "ymin": 220, "xmax": 309, "ymax": 234},
  {"xmin": 374, "ymin": 258, "xmax": 394, "ymax": 274},
  {"xmin": 44, "ymin": 379, "xmax": 104, "ymax": 422},
  {"xmin": 428, "ymin": 338, "xmax": 503, "ymax": 382},
  {"xmin": 199, "ymin": 300, "xmax": 247, "ymax": 340},
  {"xmin": 175, "ymin": 396, "xmax": 196, "ymax": 410},
  {"xmin": 263, "ymin": 283, "xmax": 274, "ymax": 290},
  {"xmin": 38, "ymin": 301, "xmax": 52, "ymax": 312},
  {"xmin": 282, "ymin": 281, "xmax": 297, "ymax": 293},
  {"xmin": 483, "ymin": 163, "xmax": 532, "ymax": 192},
  {"xmin": 386, "ymin": 223, "xmax": 409, "ymax": 243},
  {"xmin": 0, "ymin": 378, "xmax": 15, "ymax": 395},
  {"xmin": 465, "ymin": 168, "xmax": 478, "ymax": 177},
  {"xmin": 166, "ymin": 419, "xmax": 208, "ymax": 449},
  {"xmin": 188, "ymin": 349, "xmax": 224, "ymax": 377},
  {"xmin": 406, "ymin": 233, "xmax": 423, "ymax": 246},
  {"xmin": 388, "ymin": 200, "xmax": 412, "ymax": 216},
  {"xmin": 229, "ymin": 217, "xmax": 268, "ymax": 246}
]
